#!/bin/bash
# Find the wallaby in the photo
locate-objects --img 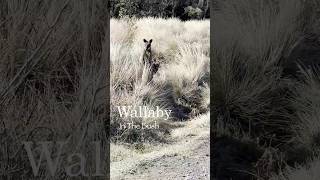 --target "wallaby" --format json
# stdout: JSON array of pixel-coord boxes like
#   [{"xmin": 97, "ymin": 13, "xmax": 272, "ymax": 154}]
[
  {"xmin": 142, "ymin": 38, "xmax": 153, "ymax": 65},
  {"xmin": 142, "ymin": 39, "xmax": 160, "ymax": 82}
]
